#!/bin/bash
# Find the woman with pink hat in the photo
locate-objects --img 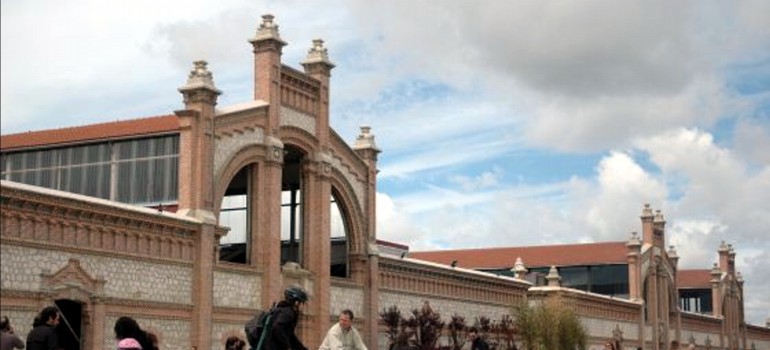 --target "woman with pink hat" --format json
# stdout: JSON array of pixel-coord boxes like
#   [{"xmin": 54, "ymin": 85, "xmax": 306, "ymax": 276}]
[{"xmin": 118, "ymin": 338, "xmax": 142, "ymax": 350}]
